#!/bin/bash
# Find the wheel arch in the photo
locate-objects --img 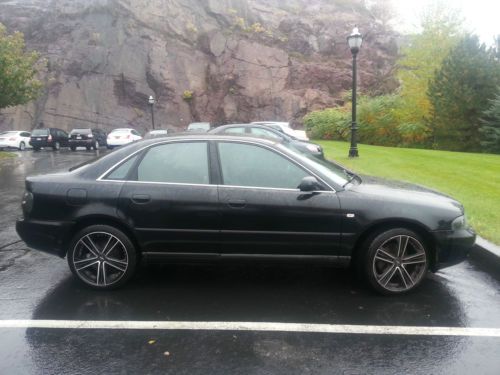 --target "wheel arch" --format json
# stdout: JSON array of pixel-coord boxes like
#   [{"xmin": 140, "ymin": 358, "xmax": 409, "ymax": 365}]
[
  {"xmin": 63, "ymin": 215, "xmax": 141, "ymax": 257},
  {"xmin": 350, "ymin": 219, "xmax": 437, "ymax": 271}
]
